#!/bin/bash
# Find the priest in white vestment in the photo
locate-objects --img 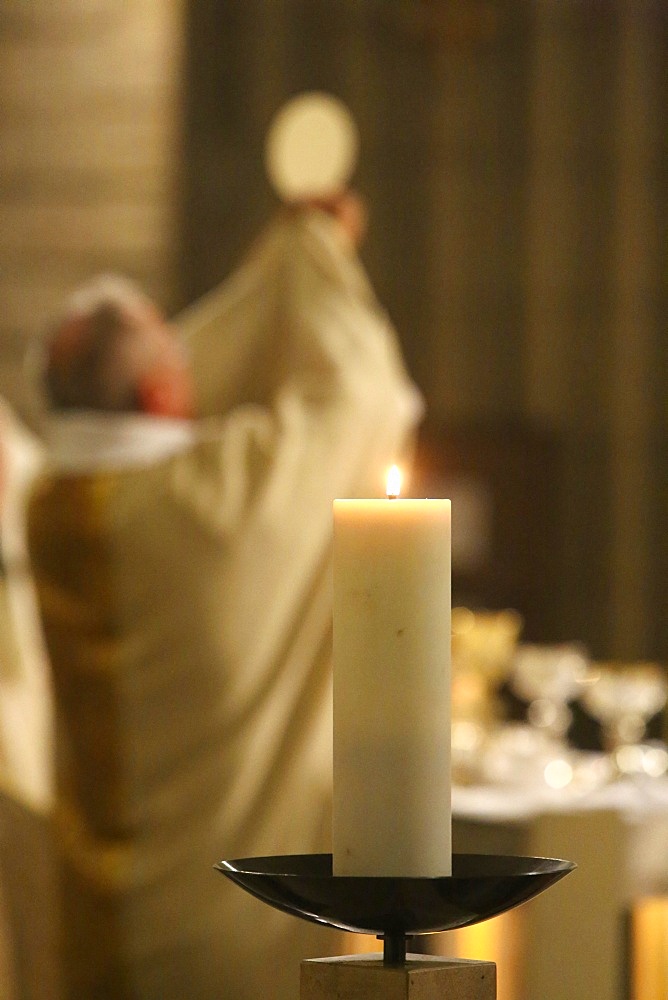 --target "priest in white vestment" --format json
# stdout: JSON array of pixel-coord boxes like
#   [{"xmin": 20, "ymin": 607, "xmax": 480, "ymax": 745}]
[{"xmin": 27, "ymin": 197, "xmax": 423, "ymax": 1000}]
